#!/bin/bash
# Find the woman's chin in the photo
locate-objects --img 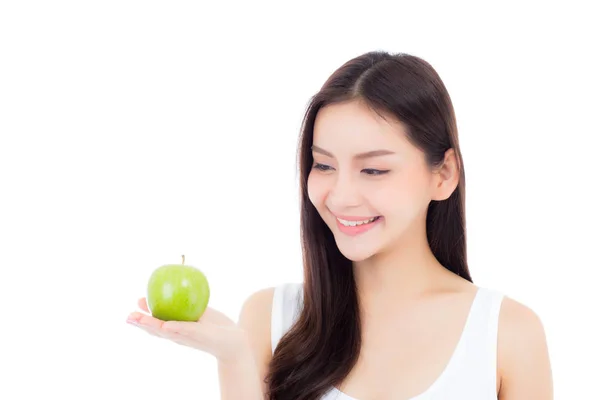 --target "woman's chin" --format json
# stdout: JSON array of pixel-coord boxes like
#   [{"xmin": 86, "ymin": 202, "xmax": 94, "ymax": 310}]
[{"xmin": 336, "ymin": 244, "xmax": 378, "ymax": 263}]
